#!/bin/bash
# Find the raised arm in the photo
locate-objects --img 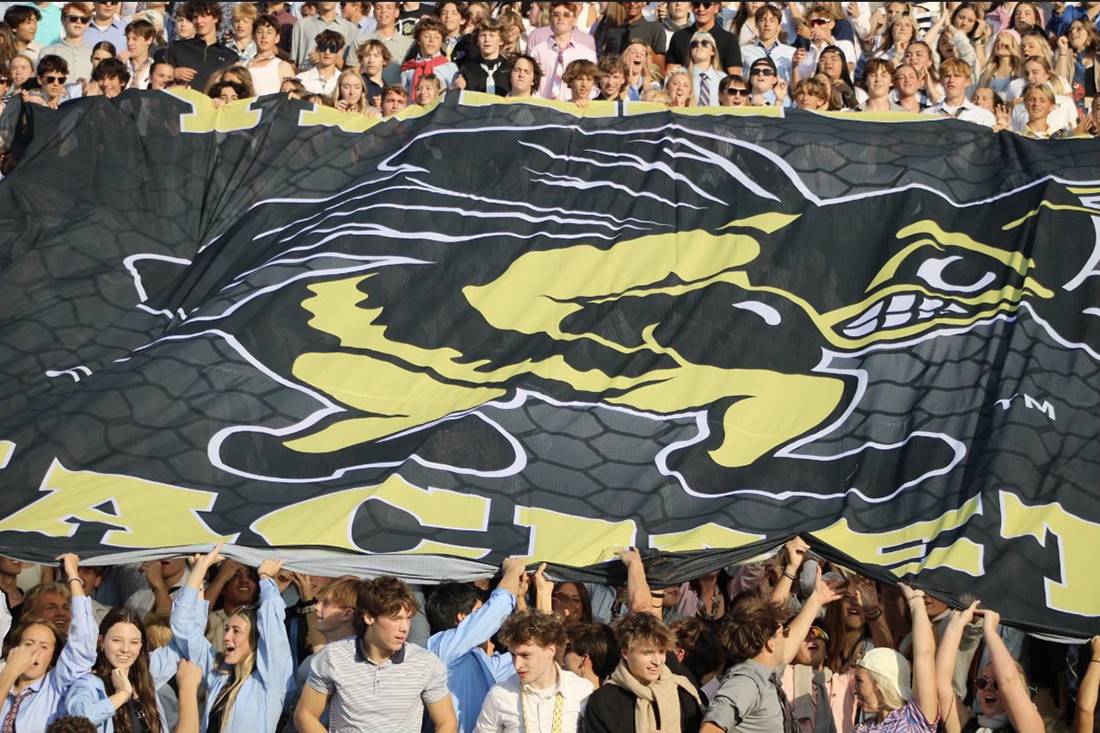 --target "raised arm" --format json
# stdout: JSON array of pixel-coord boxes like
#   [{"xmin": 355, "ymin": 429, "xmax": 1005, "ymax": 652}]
[
  {"xmin": 430, "ymin": 560, "xmax": 520, "ymax": 663},
  {"xmin": 619, "ymin": 548, "xmax": 658, "ymax": 618},
  {"xmin": 770, "ymin": 537, "xmax": 809, "ymax": 605},
  {"xmin": 141, "ymin": 561, "xmax": 174, "ymax": 615},
  {"xmin": 254, "ymin": 559, "xmax": 294, "ymax": 715},
  {"xmin": 901, "ymin": 583, "xmax": 938, "ymax": 724},
  {"xmin": 170, "ymin": 544, "xmax": 222, "ymax": 677},
  {"xmin": 851, "ymin": 576, "xmax": 894, "ymax": 650},
  {"xmin": 533, "ymin": 563, "xmax": 554, "ymax": 613},
  {"xmin": 783, "ymin": 566, "xmax": 841, "ymax": 666},
  {"xmin": 174, "ymin": 660, "xmax": 203, "ymax": 733},
  {"xmin": 935, "ymin": 602, "xmax": 978, "ymax": 733},
  {"xmin": 1073, "ymin": 637, "xmax": 1100, "ymax": 733},
  {"xmin": 52, "ymin": 554, "xmax": 98, "ymax": 691},
  {"xmin": 984, "ymin": 610, "xmax": 1043, "ymax": 733}
]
